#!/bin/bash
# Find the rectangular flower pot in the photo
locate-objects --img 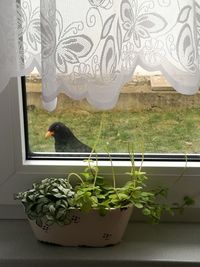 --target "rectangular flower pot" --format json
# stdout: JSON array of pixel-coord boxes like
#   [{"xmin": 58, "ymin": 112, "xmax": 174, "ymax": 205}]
[{"xmin": 29, "ymin": 206, "xmax": 133, "ymax": 247}]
